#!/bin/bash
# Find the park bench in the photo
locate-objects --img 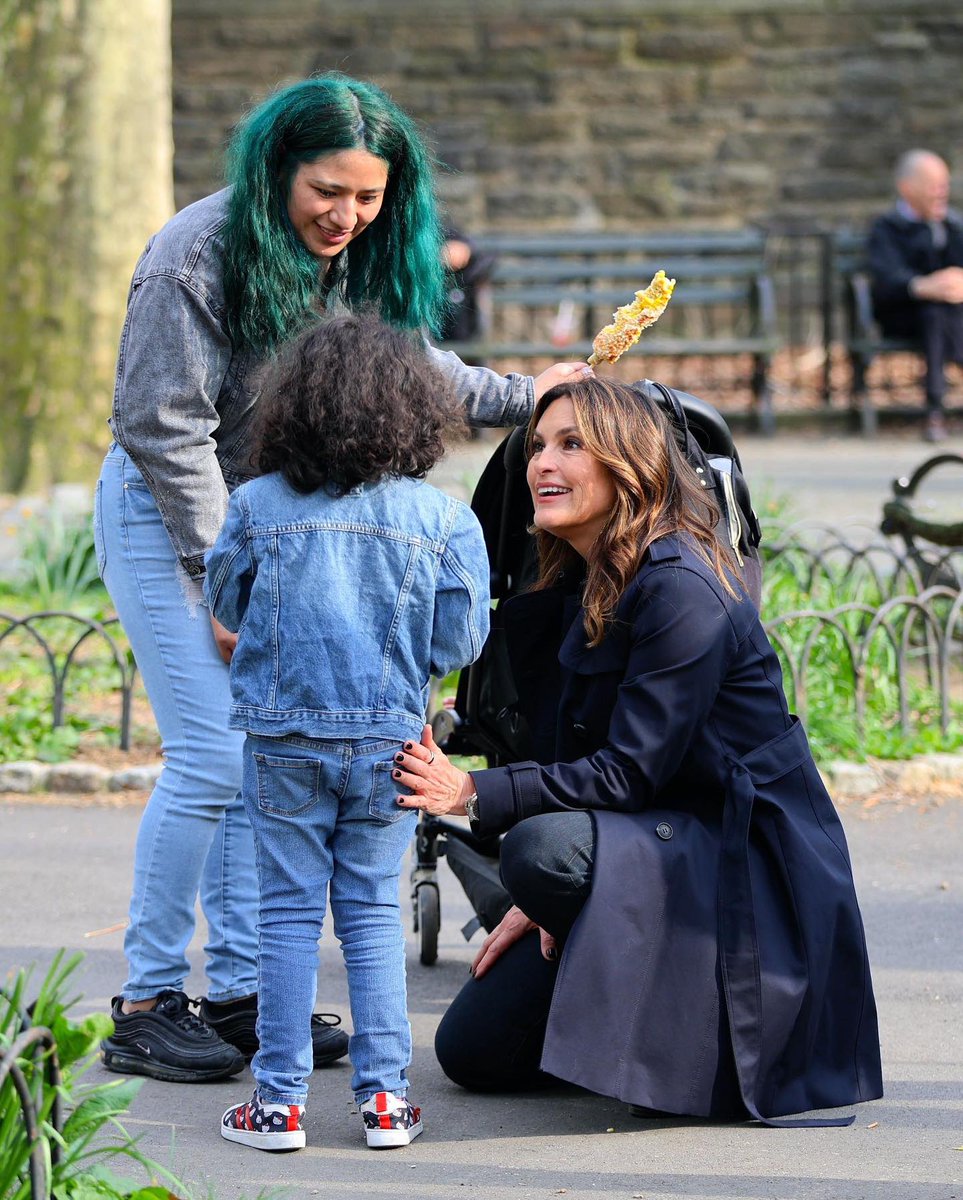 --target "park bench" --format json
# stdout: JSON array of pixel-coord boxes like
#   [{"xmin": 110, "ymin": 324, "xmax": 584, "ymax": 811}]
[{"xmin": 438, "ymin": 230, "xmax": 780, "ymax": 434}]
